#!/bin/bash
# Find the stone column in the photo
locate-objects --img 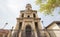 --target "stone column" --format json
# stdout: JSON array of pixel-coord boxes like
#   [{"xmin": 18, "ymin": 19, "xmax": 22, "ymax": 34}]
[
  {"xmin": 19, "ymin": 21, "xmax": 25, "ymax": 37},
  {"xmin": 32, "ymin": 22, "xmax": 37, "ymax": 37},
  {"xmin": 38, "ymin": 21, "xmax": 43, "ymax": 37},
  {"xmin": 34, "ymin": 30, "xmax": 38, "ymax": 37},
  {"xmin": 19, "ymin": 30, "xmax": 21, "ymax": 37}
]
